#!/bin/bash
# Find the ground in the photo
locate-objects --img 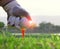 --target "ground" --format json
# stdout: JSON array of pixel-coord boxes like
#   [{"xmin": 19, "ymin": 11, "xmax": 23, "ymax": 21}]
[{"xmin": 0, "ymin": 31, "xmax": 60, "ymax": 49}]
